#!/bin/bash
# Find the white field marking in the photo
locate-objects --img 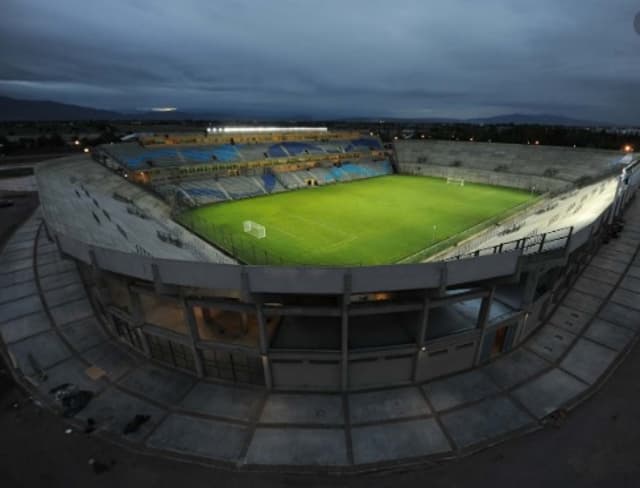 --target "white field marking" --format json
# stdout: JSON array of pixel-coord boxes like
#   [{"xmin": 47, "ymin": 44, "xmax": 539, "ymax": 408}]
[
  {"xmin": 265, "ymin": 224, "xmax": 299, "ymax": 240},
  {"xmin": 287, "ymin": 213, "xmax": 350, "ymax": 239},
  {"xmin": 323, "ymin": 233, "xmax": 359, "ymax": 251}
]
